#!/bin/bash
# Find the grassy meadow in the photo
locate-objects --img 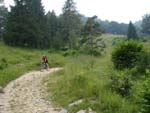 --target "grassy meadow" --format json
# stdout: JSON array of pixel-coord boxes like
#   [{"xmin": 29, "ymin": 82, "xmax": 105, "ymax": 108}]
[
  {"xmin": 0, "ymin": 34, "xmax": 150, "ymax": 113},
  {"xmin": 44, "ymin": 34, "xmax": 150, "ymax": 113}
]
